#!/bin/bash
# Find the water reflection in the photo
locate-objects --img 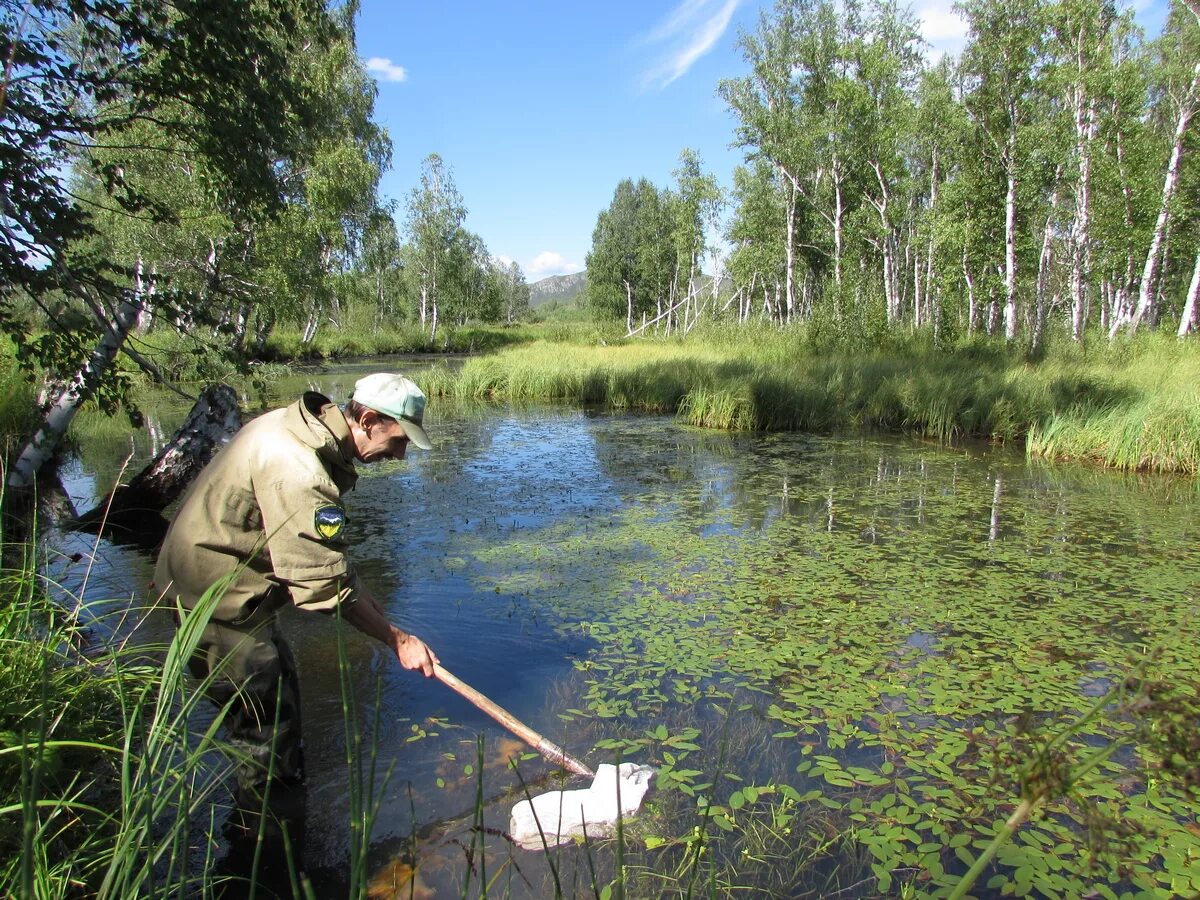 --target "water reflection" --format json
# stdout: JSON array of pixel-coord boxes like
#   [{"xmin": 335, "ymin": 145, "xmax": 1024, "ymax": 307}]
[{"xmin": 49, "ymin": 364, "xmax": 1200, "ymax": 897}]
